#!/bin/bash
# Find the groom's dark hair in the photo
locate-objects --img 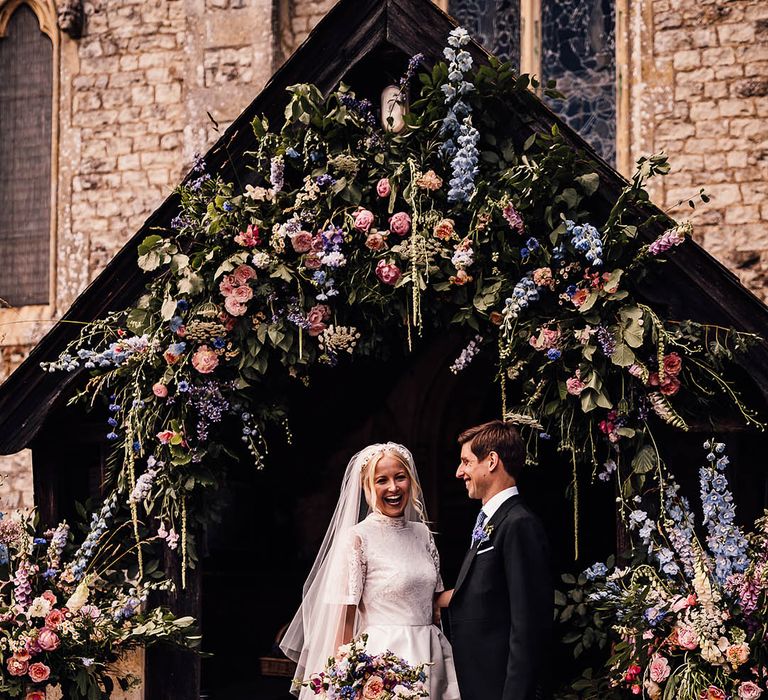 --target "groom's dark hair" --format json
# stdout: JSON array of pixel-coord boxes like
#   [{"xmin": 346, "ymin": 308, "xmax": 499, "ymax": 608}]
[{"xmin": 458, "ymin": 420, "xmax": 524, "ymax": 479}]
